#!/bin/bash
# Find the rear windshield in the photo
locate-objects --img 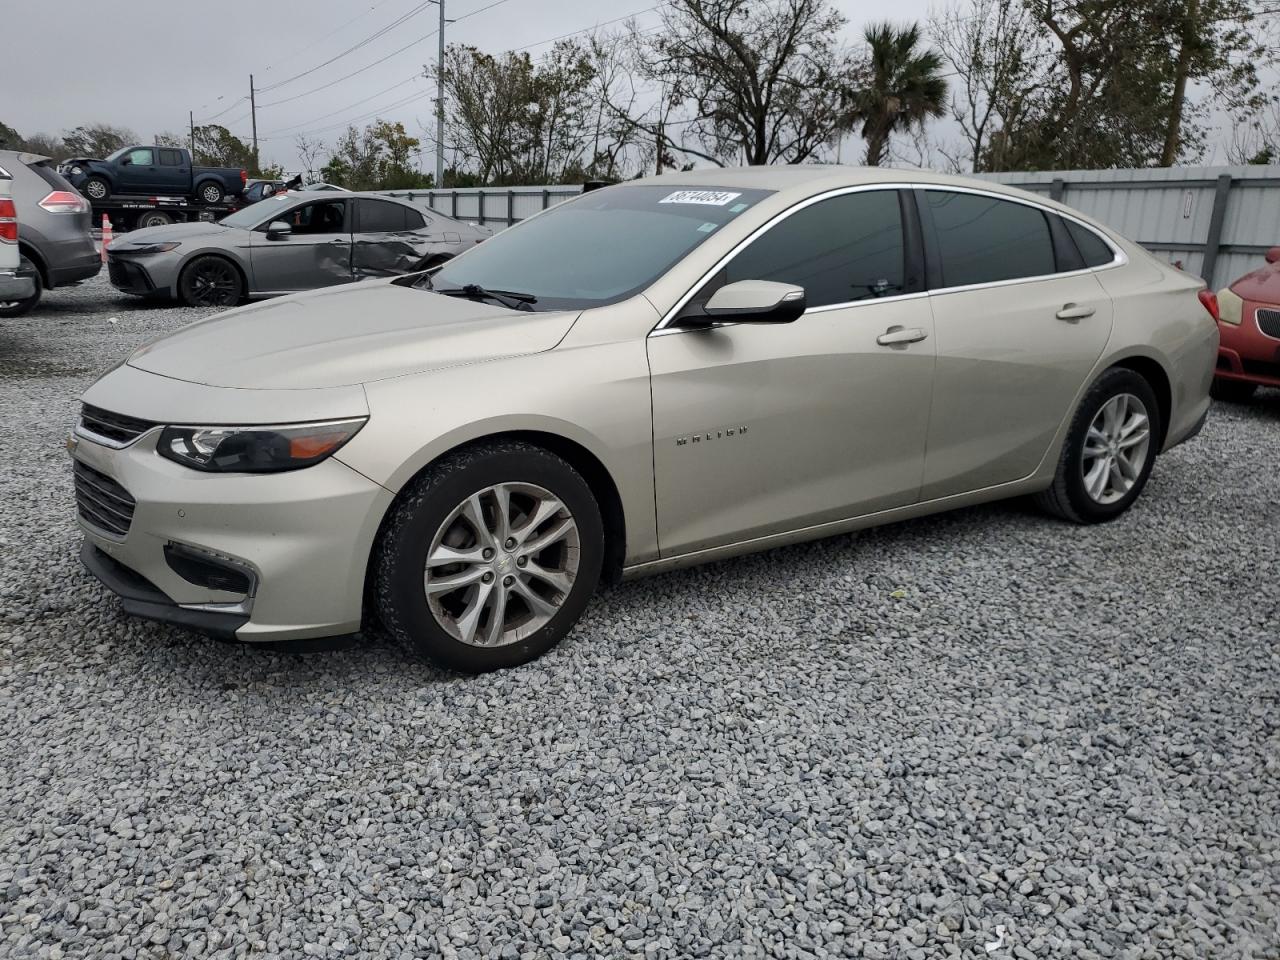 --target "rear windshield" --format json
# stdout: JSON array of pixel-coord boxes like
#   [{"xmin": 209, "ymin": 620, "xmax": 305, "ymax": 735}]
[
  {"xmin": 429, "ymin": 184, "xmax": 774, "ymax": 311},
  {"xmin": 25, "ymin": 159, "xmax": 75, "ymax": 192}
]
